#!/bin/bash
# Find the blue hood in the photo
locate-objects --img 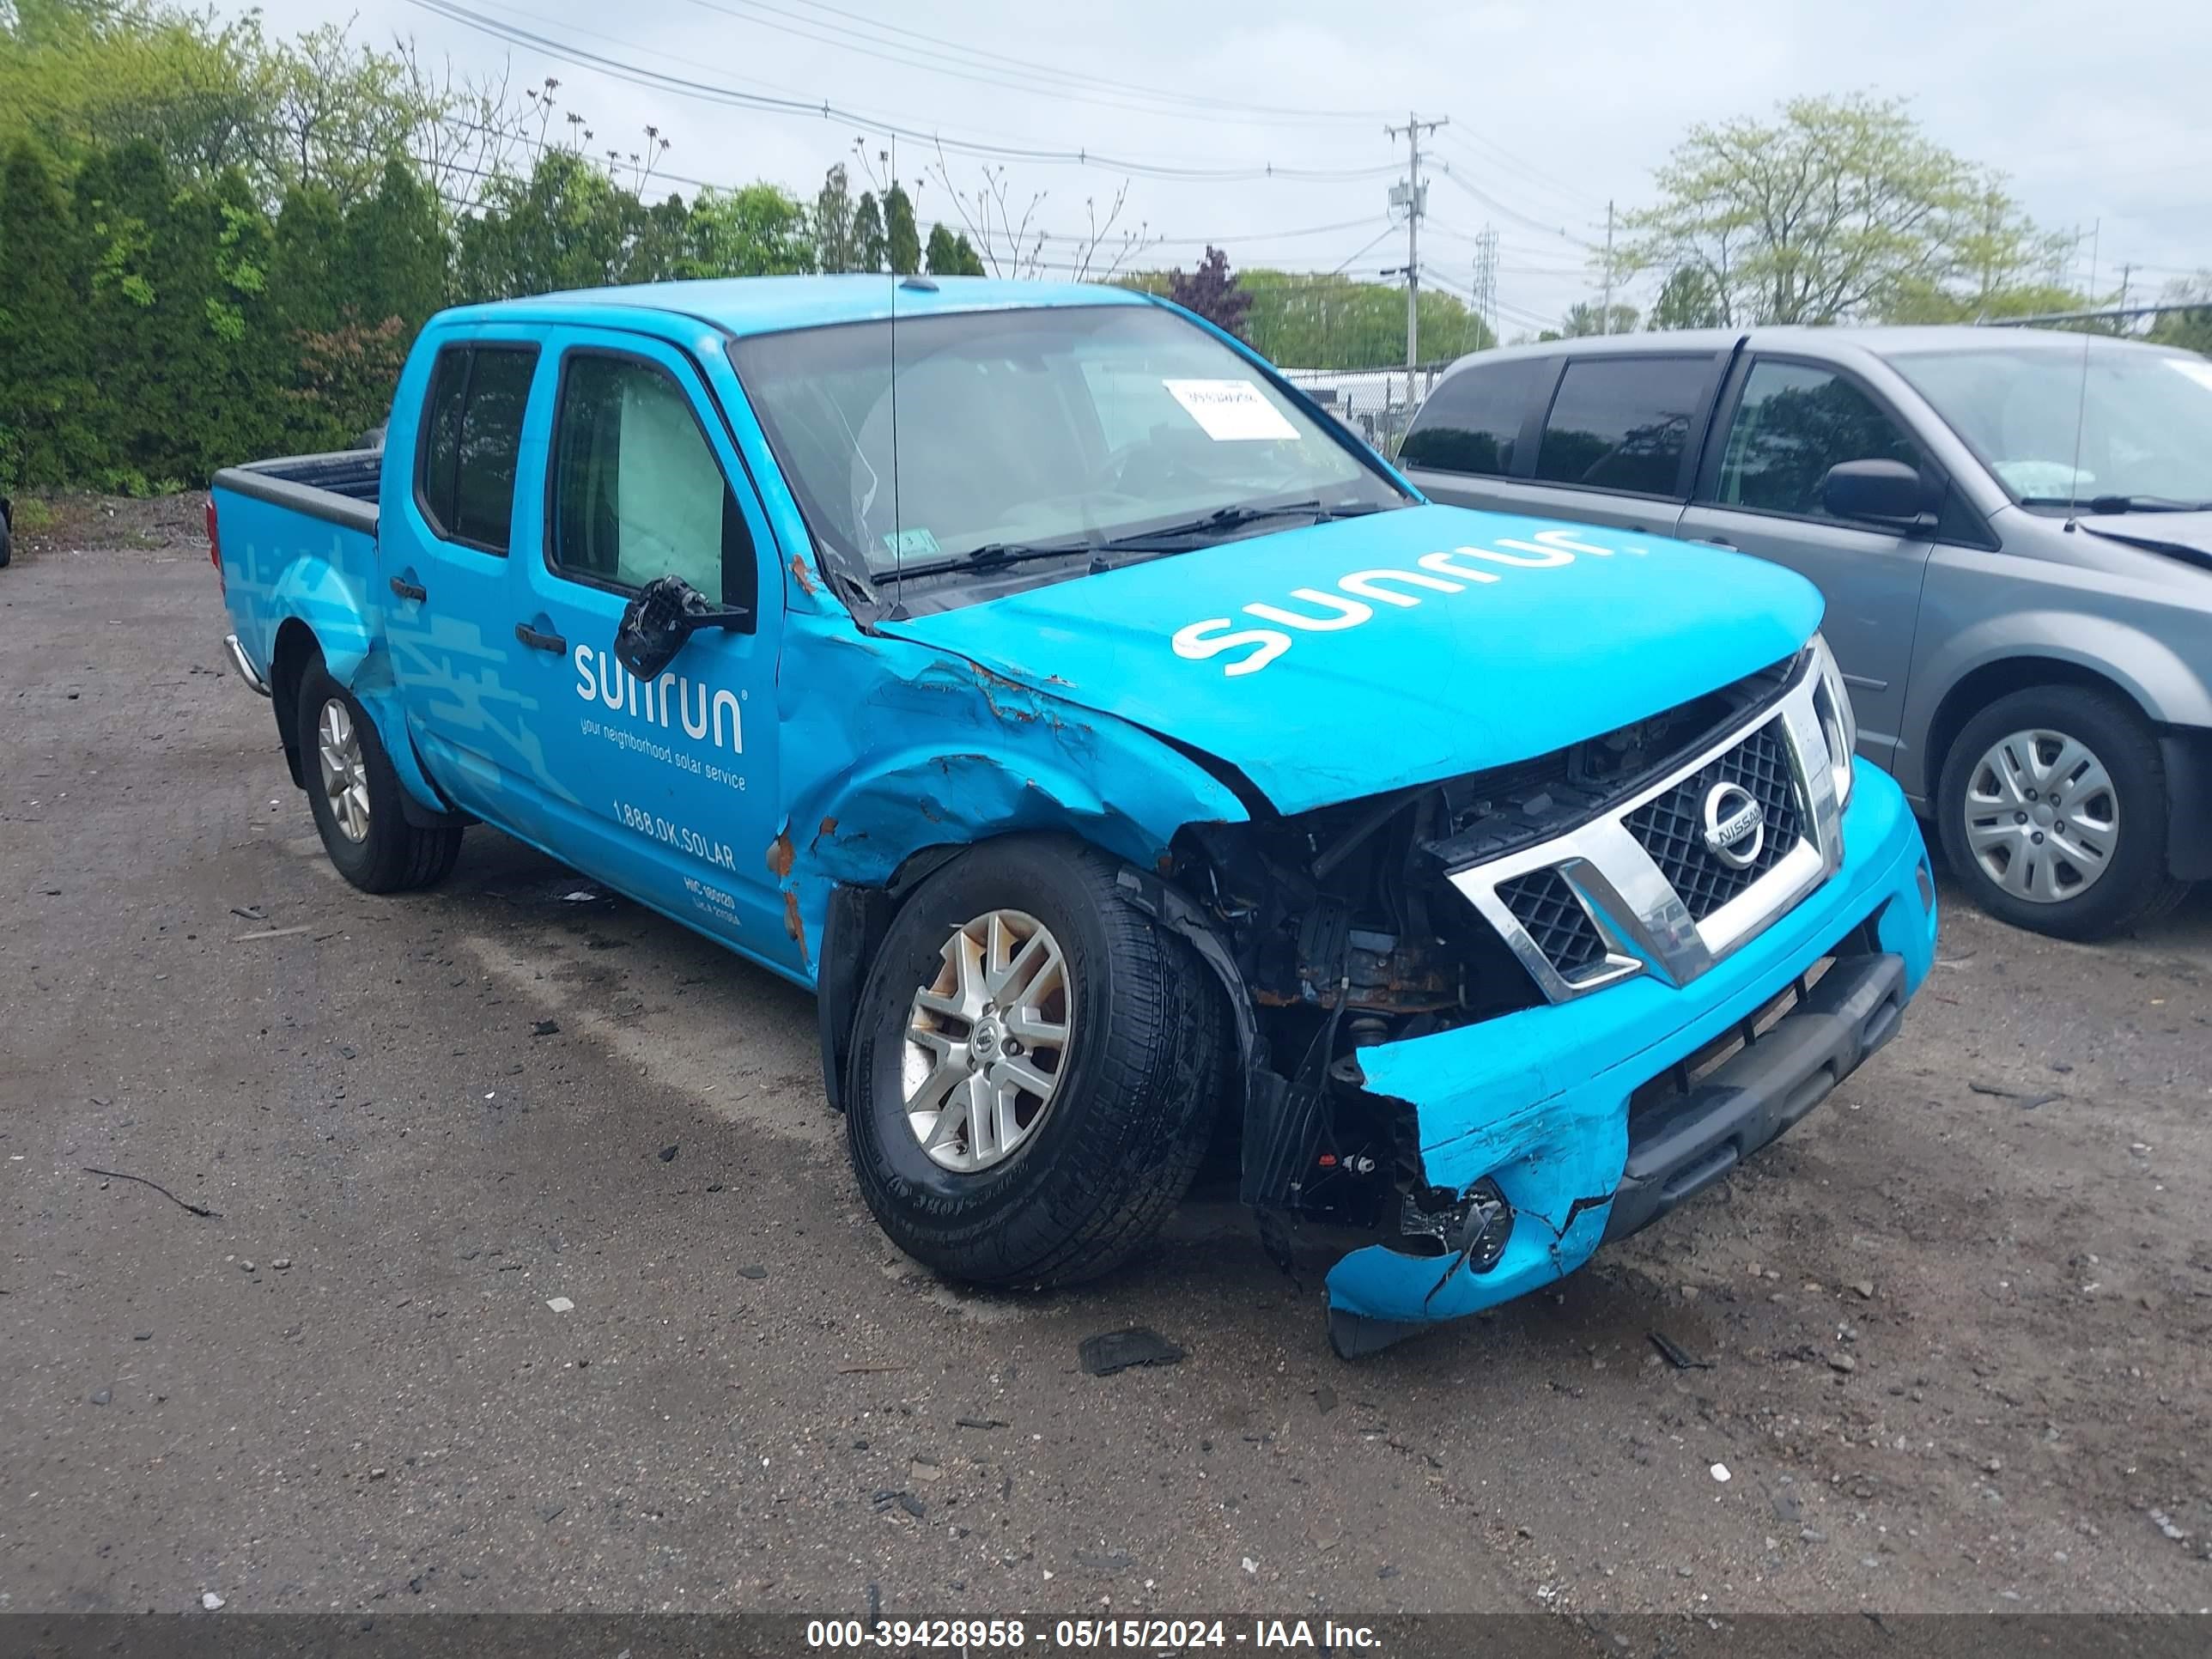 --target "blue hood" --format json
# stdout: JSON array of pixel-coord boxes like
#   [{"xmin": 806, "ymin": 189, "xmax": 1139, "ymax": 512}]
[{"xmin": 881, "ymin": 503, "xmax": 1823, "ymax": 815}]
